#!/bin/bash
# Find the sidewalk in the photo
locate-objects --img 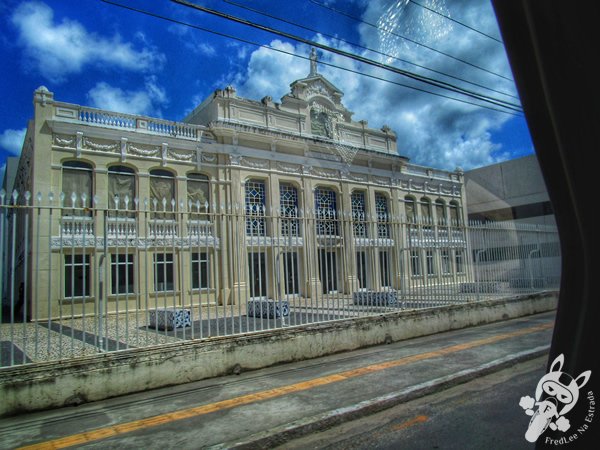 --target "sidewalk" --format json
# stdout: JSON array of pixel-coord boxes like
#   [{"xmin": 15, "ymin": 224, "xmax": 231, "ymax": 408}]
[{"xmin": 0, "ymin": 311, "xmax": 554, "ymax": 449}]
